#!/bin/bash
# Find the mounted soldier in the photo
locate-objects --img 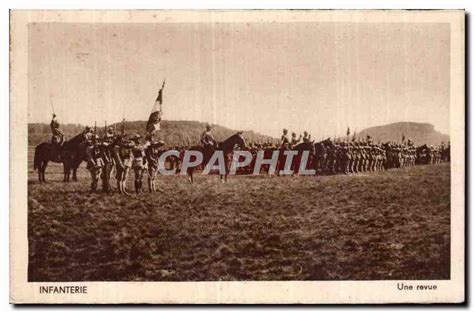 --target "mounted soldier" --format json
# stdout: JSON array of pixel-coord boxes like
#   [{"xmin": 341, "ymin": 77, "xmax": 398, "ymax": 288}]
[
  {"xmin": 280, "ymin": 129, "xmax": 290, "ymax": 149},
  {"xmin": 290, "ymin": 132, "xmax": 302, "ymax": 149},
  {"xmin": 49, "ymin": 114, "xmax": 63, "ymax": 162},
  {"xmin": 302, "ymin": 131, "xmax": 311, "ymax": 143},
  {"xmin": 50, "ymin": 114, "xmax": 64, "ymax": 145},
  {"xmin": 200, "ymin": 124, "xmax": 216, "ymax": 148},
  {"xmin": 200, "ymin": 124, "xmax": 217, "ymax": 166}
]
